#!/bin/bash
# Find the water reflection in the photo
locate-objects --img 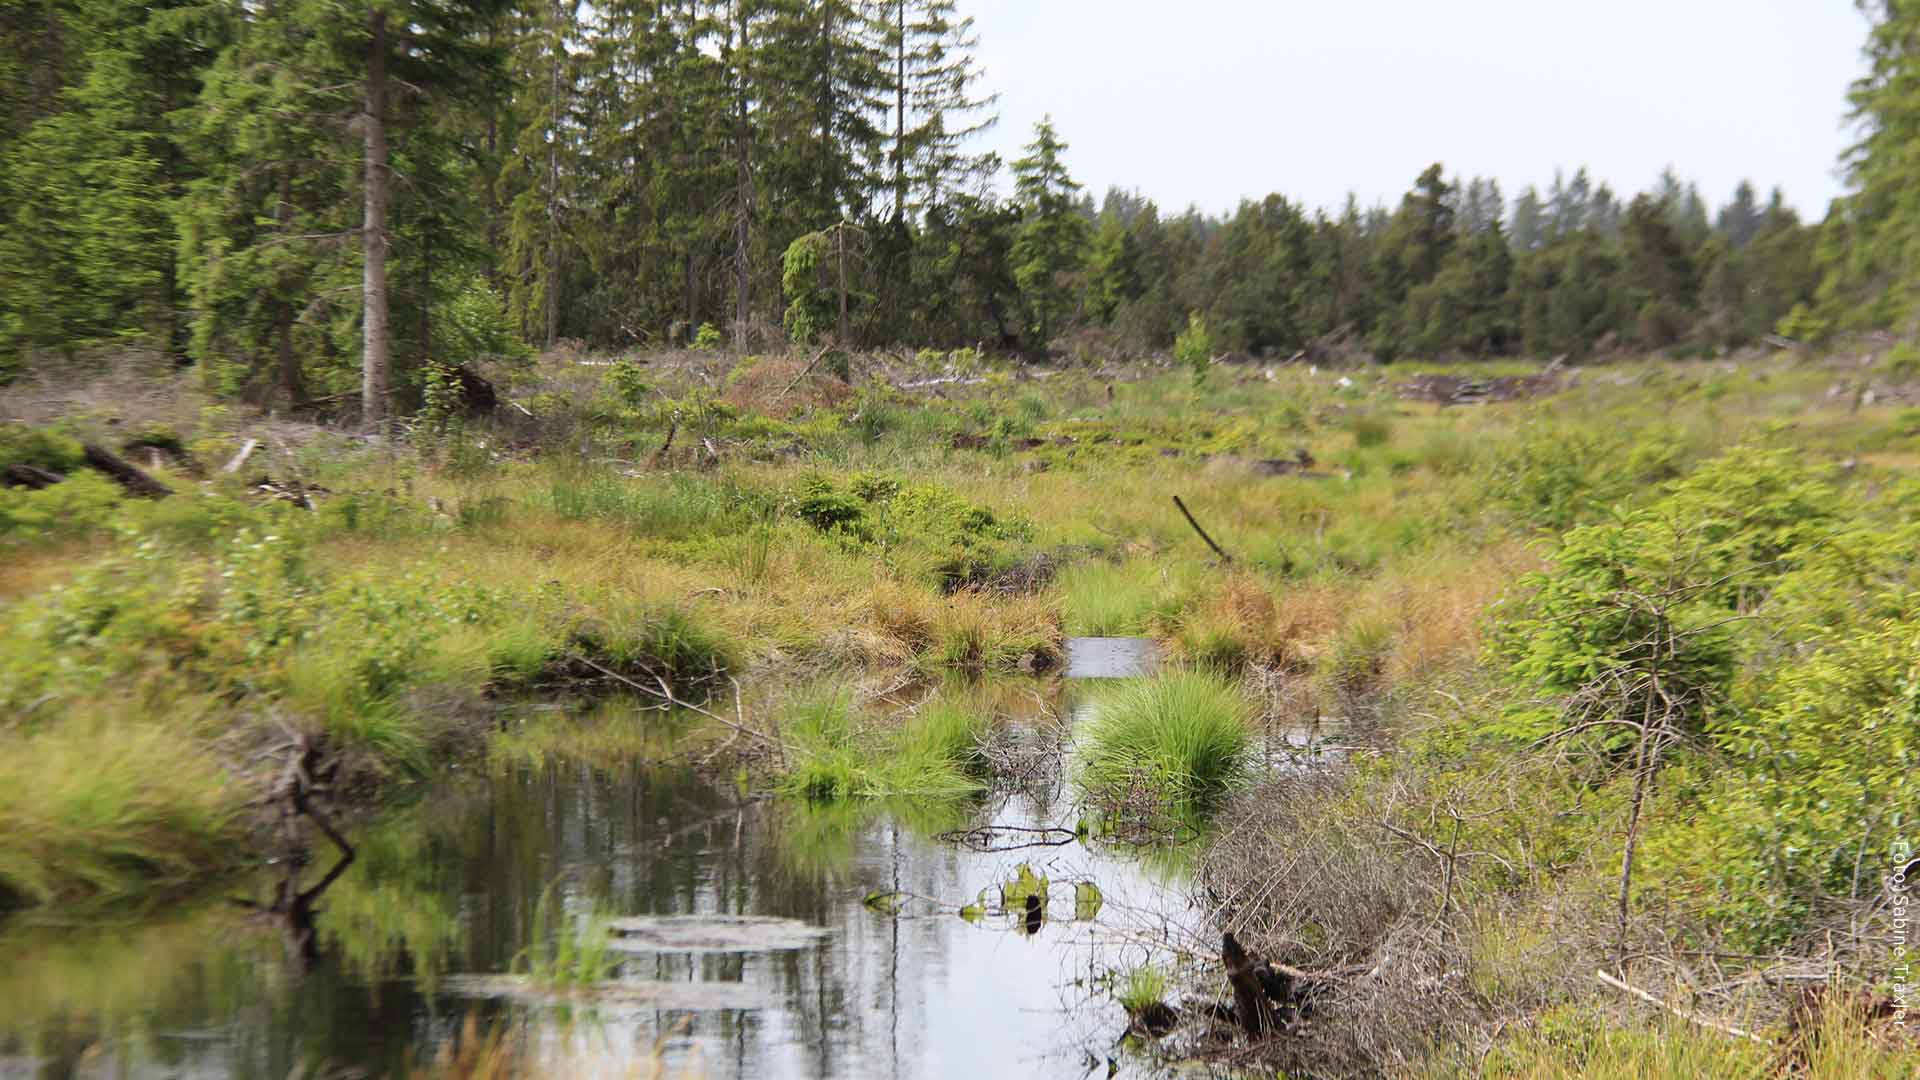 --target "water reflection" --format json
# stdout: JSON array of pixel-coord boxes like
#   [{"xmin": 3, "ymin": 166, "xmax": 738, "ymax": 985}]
[{"xmin": 0, "ymin": 751, "xmax": 1194, "ymax": 1078}]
